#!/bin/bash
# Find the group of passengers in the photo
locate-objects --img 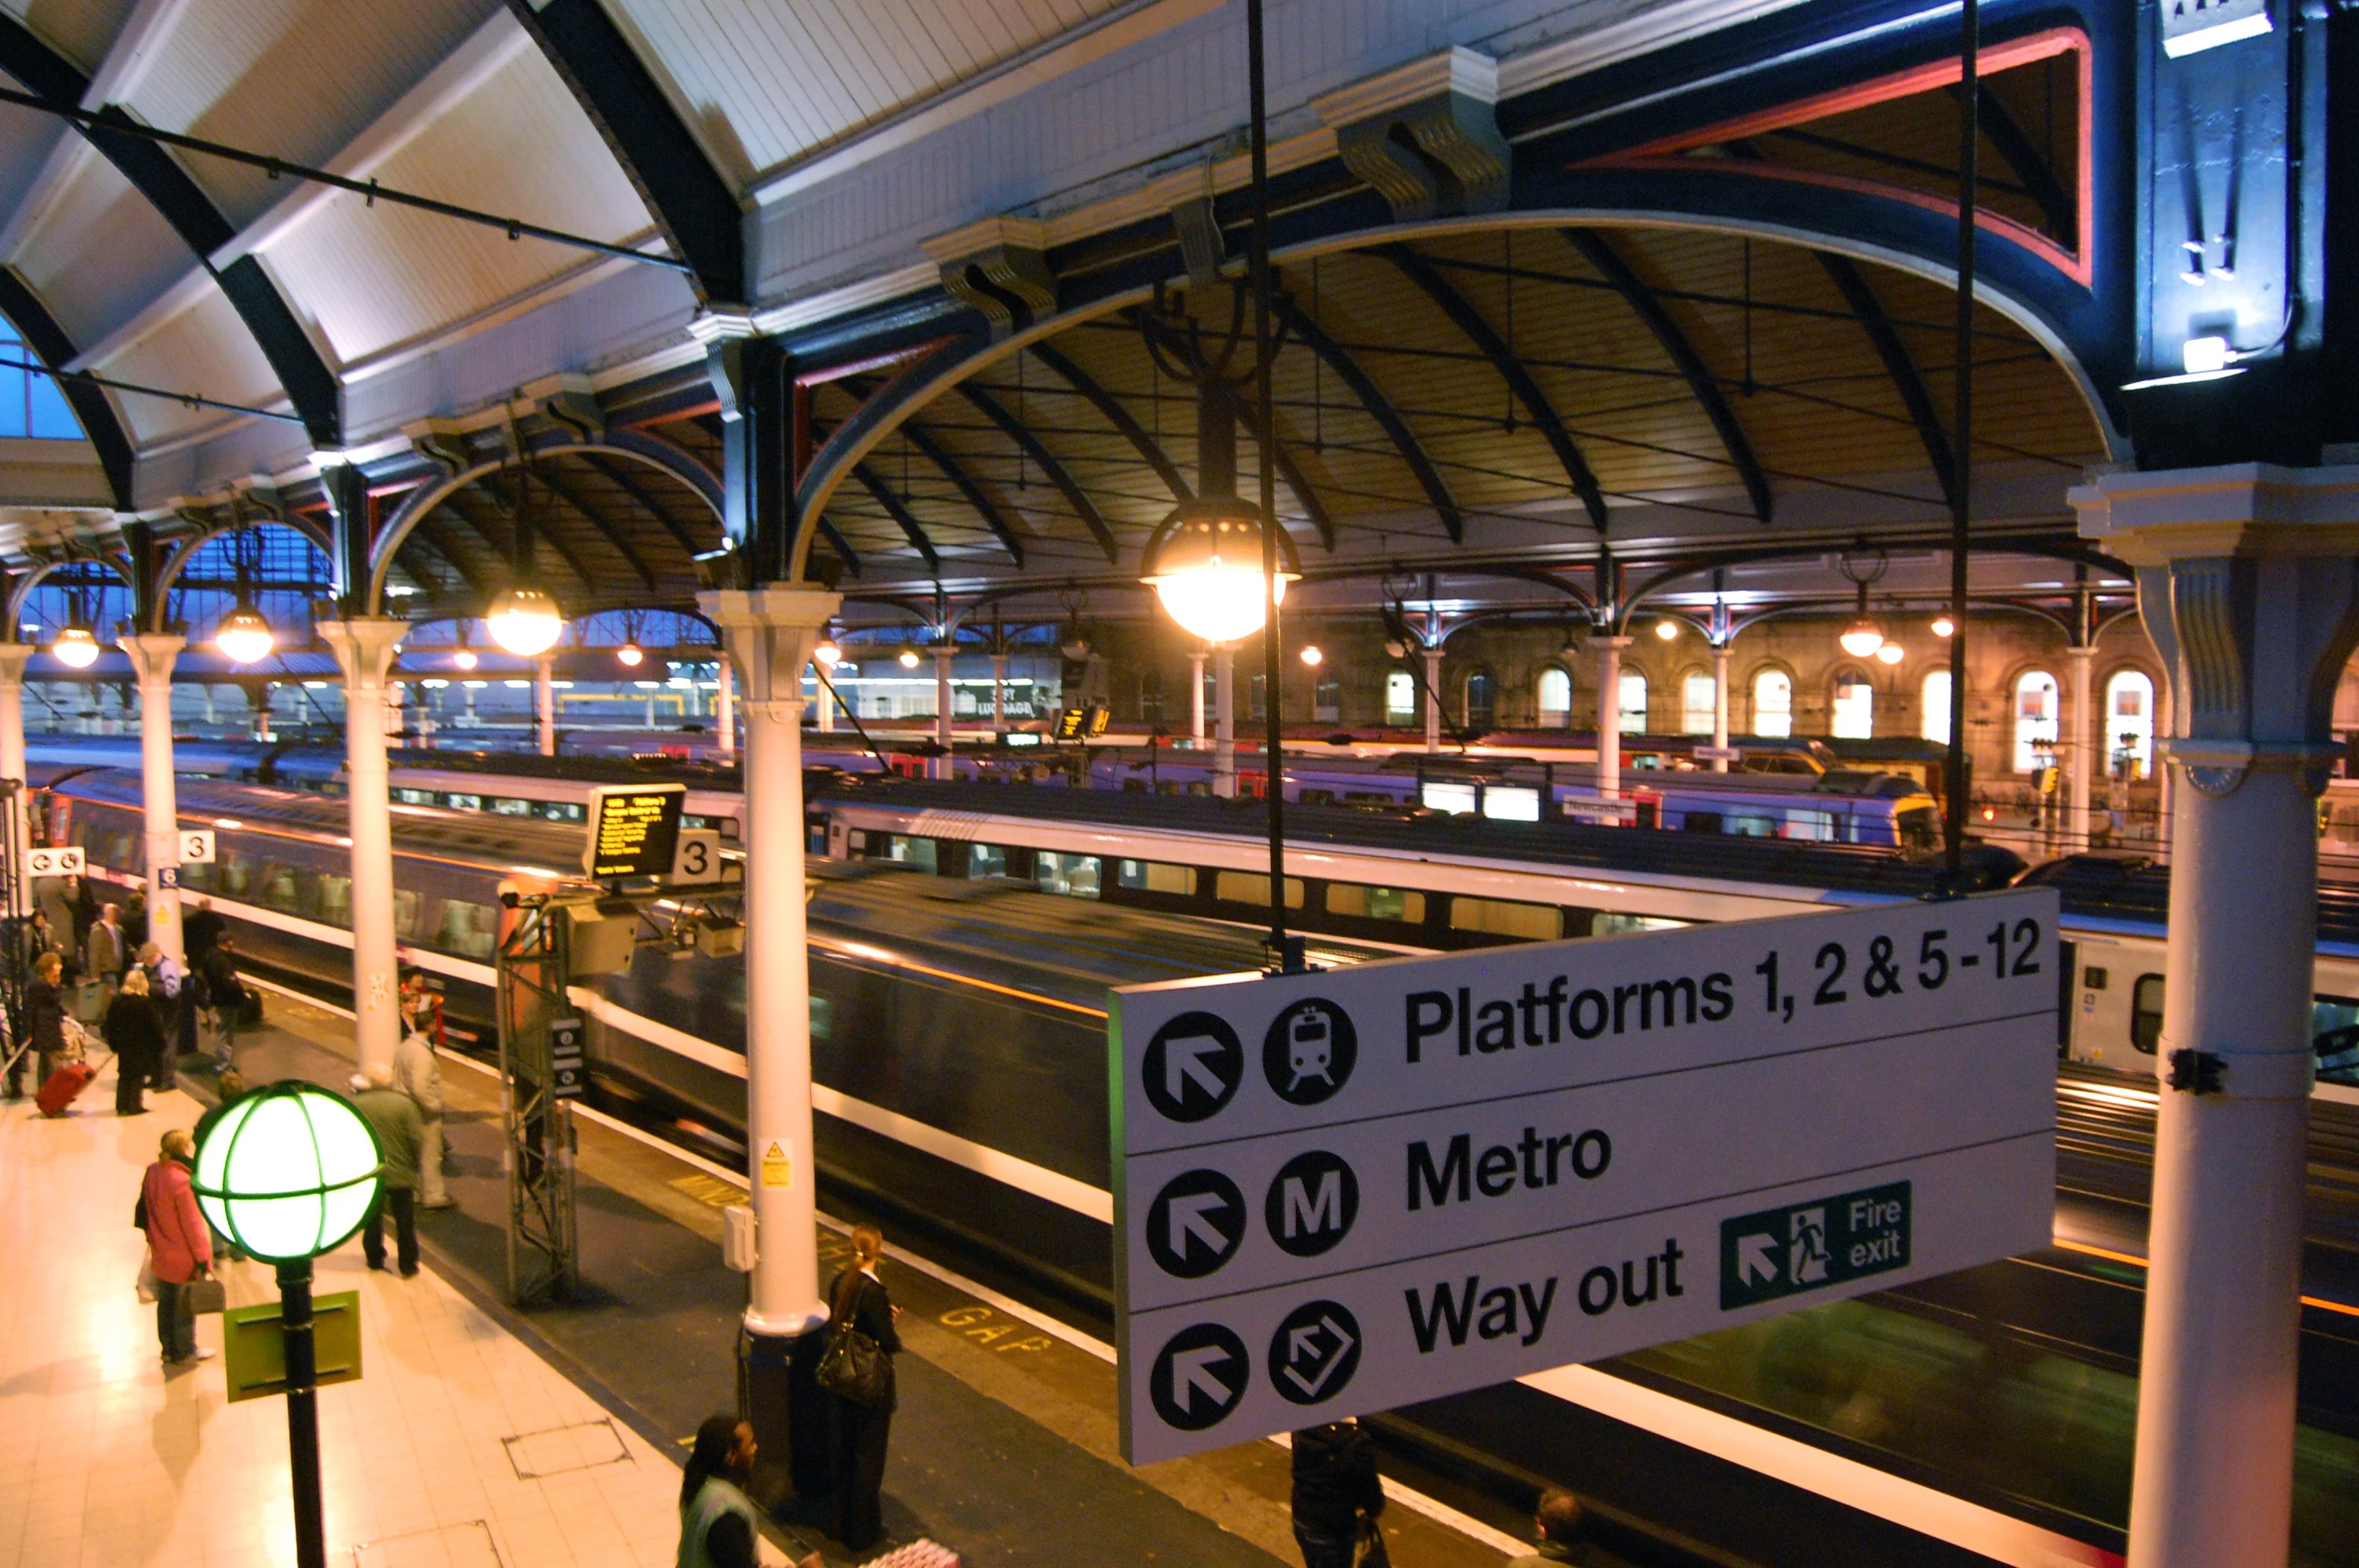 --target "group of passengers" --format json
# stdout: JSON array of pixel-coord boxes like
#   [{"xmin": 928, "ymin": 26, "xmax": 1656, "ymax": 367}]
[{"xmin": 2, "ymin": 883, "xmax": 252, "ymax": 1110}]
